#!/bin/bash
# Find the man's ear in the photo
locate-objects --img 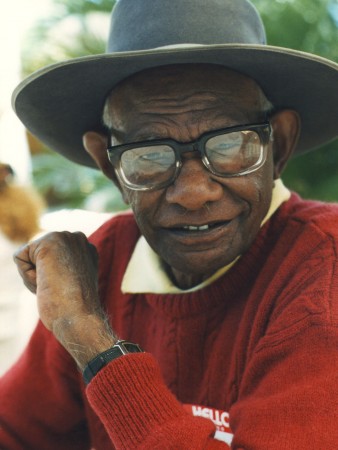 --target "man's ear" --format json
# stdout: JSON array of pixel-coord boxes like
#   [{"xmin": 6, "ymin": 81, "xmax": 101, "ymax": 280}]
[
  {"xmin": 270, "ymin": 109, "xmax": 301, "ymax": 179},
  {"xmin": 82, "ymin": 131, "xmax": 130, "ymax": 204},
  {"xmin": 83, "ymin": 131, "xmax": 118, "ymax": 181}
]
